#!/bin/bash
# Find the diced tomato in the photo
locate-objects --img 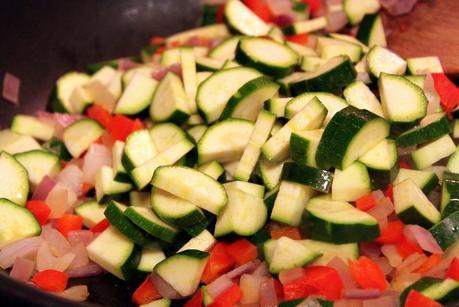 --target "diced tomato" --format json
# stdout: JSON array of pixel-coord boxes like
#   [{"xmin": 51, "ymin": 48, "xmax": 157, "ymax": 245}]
[
  {"xmin": 184, "ymin": 289, "xmax": 203, "ymax": 307},
  {"xmin": 376, "ymin": 220, "xmax": 404, "ymax": 244},
  {"xmin": 86, "ymin": 105, "xmax": 113, "ymax": 129},
  {"xmin": 395, "ymin": 235, "xmax": 423, "ymax": 259},
  {"xmin": 109, "ymin": 115, "xmax": 136, "ymax": 142},
  {"xmin": 226, "ymin": 239, "xmax": 258, "ymax": 265},
  {"xmin": 383, "ymin": 184, "xmax": 394, "ymax": 202},
  {"xmin": 415, "ymin": 254, "xmax": 442, "ymax": 274},
  {"xmin": 149, "ymin": 36, "xmax": 165, "ymax": 46},
  {"xmin": 405, "ymin": 289, "xmax": 441, "ymax": 307},
  {"xmin": 243, "ymin": 0, "xmax": 273, "ymax": 22},
  {"xmin": 283, "ymin": 266, "xmax": 343, "ymax": 301},
  {"xmin": 399, "ymin": 160, "xmax": 412, "ymax": 169},
  {"xmin": 132, "ymin": 276, "xmax": 161, "ymax": 305},
  {"xmin": 208, "ymin": 283, "xmax": 242, "ymax": 307},
  {"xmin": 301, "ymin": 0, "xmax": 320, "ymax": 15},
  {"xmin": 31, "ymin": 270, "xmax": 68, "ymax": 292},
  {"xmin": 355, "ymin": 194, "xmax": 376, "ymax": 211},
  {"xmin": 270, "ymin": 227, "xmax": 302, "ymax": 240},
  {"xmin": 26, "ymin": 200, "xmax": 51, "ymax": 225},
  {"xmin": 55, "ymin": 214, "xmax": 83, "ymax": 237},
  {"xmin": 90, "ymin": 218, "xmax": 110, "ymax": 234},
  {"xmin": 201, "ymin": 243, "xmax": 235, "ymax": 284},
  {"xmin": 445, "ymin": 257, "xmax": 459, "ymax": 281},
  {"xmin": 432, "ymin": 73, "xmax": 459, "ymax": 115},
  {"xmin": 286, "ymin": 33, "xmax": 309, "ymax": 45},
  {"xmin": 348, "ymin": 256, "xmax": 388, "ymax": 291}
]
